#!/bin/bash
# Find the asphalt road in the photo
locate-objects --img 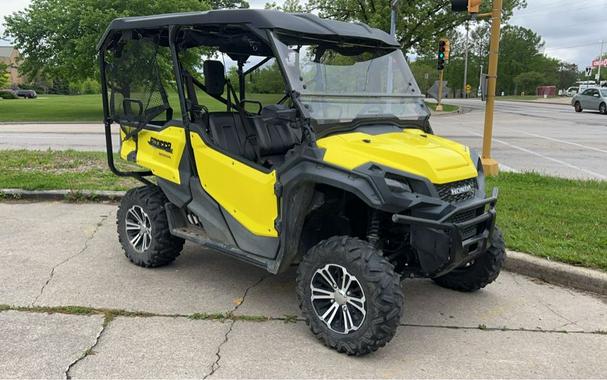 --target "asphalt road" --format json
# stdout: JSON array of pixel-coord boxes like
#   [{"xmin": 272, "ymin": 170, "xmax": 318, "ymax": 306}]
[
  {"xmin": 1, "ymin": 202, "xmax": 606, "ymax": 378},
  {"xmin": 1, "ymin": 99, "xmax": 606, "ymax": 179},
  {"xmin": 432, "ymin": 99, "xmax": 607, "ymax": 180}
]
